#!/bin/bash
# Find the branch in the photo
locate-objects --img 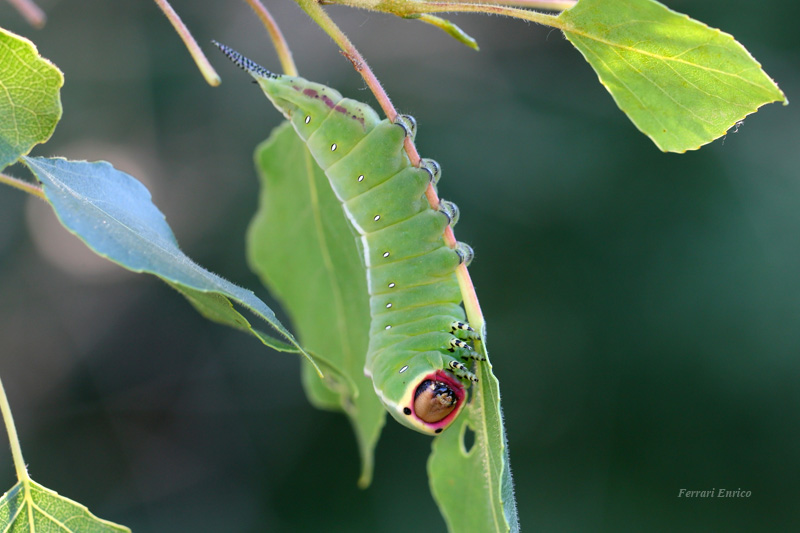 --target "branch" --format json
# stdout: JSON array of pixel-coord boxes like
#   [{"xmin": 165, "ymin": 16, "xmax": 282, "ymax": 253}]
[
  {"xmin": 242, "ymin": 0, "xmax": 299, "ymax": 76},
  {"xmin": 152, "ymin": 0, "xmax": 221, "ymax": 86}
]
